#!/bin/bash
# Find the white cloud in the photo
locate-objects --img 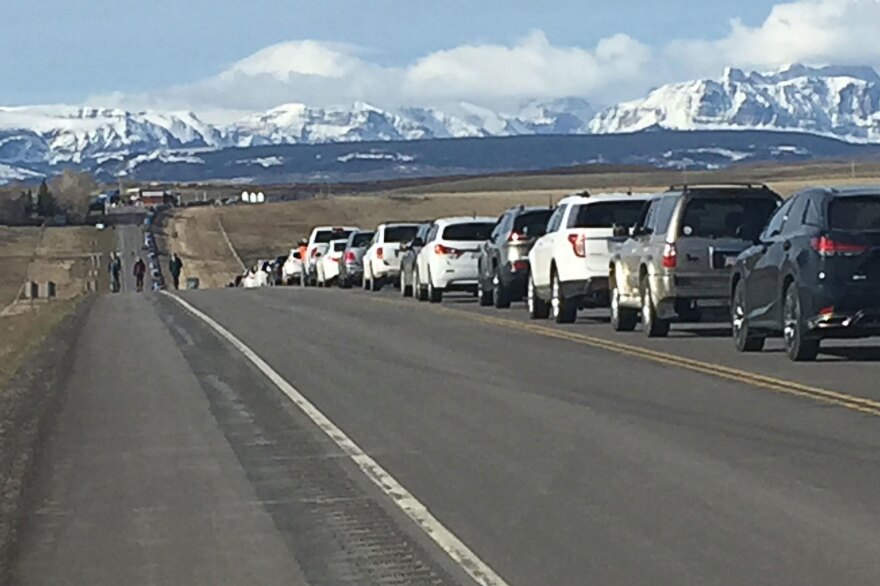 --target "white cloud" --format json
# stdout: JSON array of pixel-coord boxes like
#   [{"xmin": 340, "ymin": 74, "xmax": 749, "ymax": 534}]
[
  {"xmin": 666, "ymin": 0, "xmax": 880, "ymax": 78},
  {"xmin": 90, "ymin": 0, "xmax": 880, "ymax": 121}
]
